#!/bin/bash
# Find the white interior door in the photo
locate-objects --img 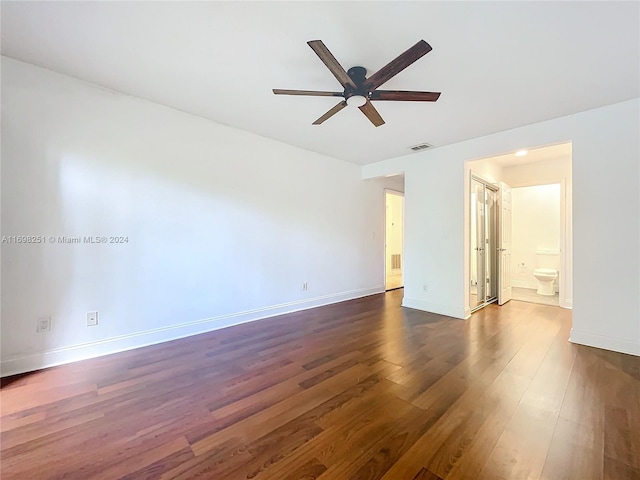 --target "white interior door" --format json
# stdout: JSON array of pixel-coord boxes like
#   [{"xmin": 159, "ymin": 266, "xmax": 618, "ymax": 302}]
[{"xmin": 498, "ymin": 182, "xmax": 512, "ymax": 305}]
